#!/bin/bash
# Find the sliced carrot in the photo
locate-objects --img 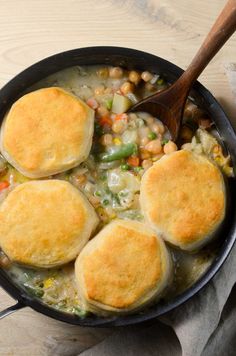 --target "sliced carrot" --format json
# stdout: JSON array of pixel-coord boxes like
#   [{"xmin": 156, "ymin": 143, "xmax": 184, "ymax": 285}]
[
  {"xmin": 99, "ymin": 116, "xmax": 112, "ymax": 127},
  {"xmin": 0, "ymin": 181, "xmax": 9, "ymax": 191},
  {"xmin": 114, "ymin": 113, "xmax": 128, "ymax": 121},
  {"xmin": 127, "ymin": 156, "xmax": 140, "ymax": 167}
]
